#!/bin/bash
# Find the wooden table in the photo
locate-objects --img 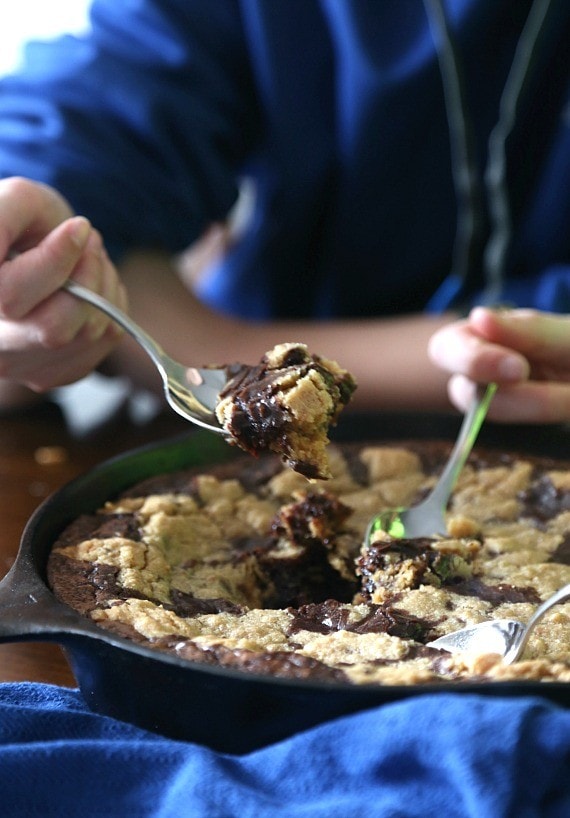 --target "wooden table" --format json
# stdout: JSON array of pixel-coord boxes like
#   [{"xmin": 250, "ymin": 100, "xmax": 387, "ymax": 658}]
[{"xmin": 0, "ymin": 398, "xmax": 188, "ymax": 687}]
